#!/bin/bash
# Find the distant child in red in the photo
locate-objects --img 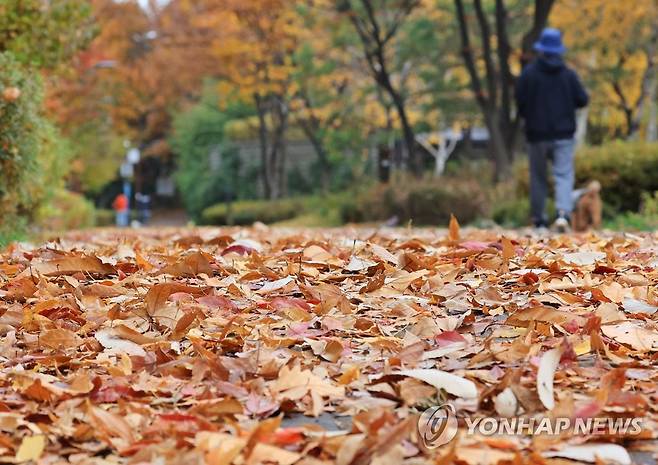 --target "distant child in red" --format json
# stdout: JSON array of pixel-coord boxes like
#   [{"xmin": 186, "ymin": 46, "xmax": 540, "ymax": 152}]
[{"xmin": 112, "ymin": 193, "xmax": 129, "ymax": 227}]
